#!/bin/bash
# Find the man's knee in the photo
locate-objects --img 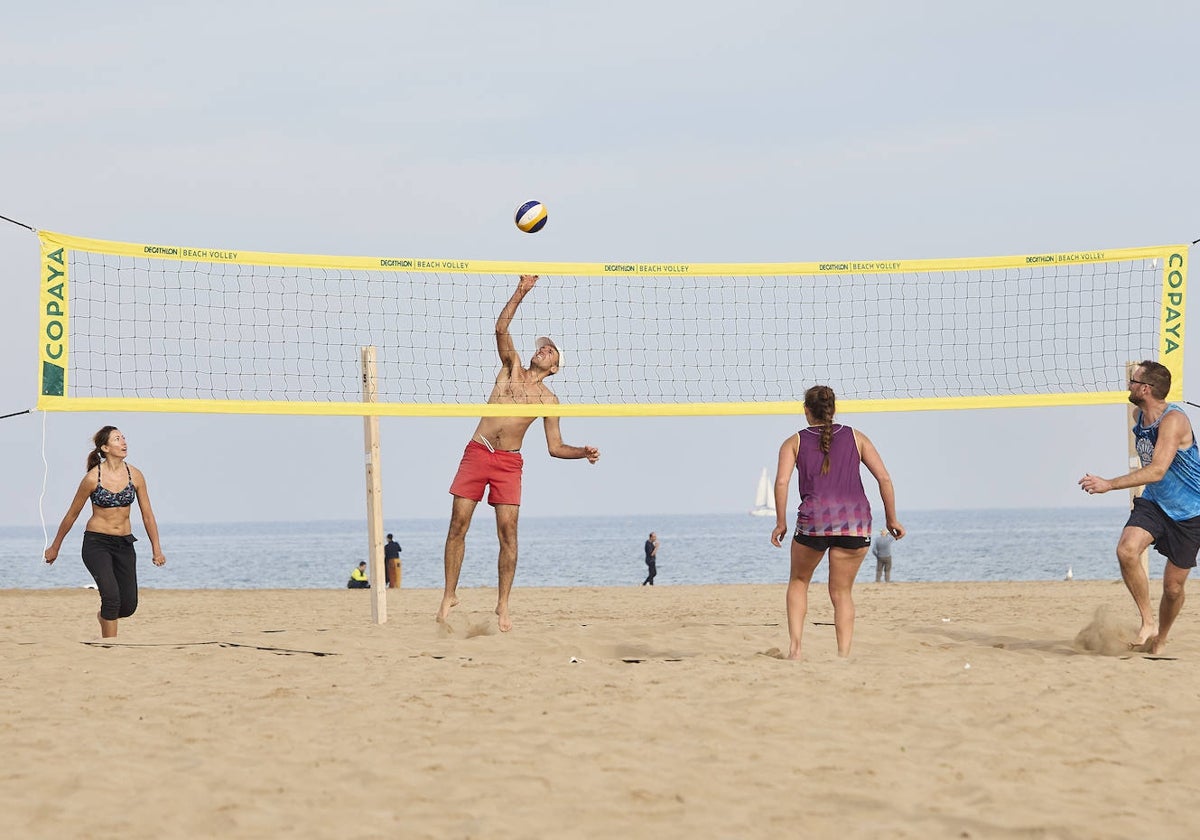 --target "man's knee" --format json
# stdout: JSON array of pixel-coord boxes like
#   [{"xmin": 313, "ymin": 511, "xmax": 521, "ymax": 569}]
[
  {"xmin": 1116, "ymin": 540, "xmax": 1149, "ymax": 567},
  {"xmin": 497, "ymin": 525, "xmax": 518, "ymax": 550},
  {"xmin": 446, "ymin": 508, "xmax": 475, "ymax": 540},
  {"xmin": 494, "ymin": 508, "xmax": 520, "ymax": 546},
  {"xmin": 1163, "ymin": 573, "xmax": 1188, "ymax": 600}
]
